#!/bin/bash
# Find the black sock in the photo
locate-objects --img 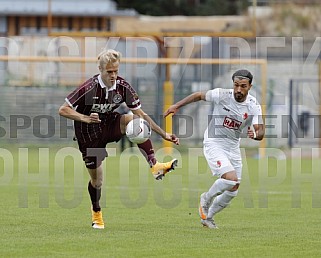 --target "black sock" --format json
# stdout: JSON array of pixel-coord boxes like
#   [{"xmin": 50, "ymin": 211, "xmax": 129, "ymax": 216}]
[{"xmin": 88, "ymin": 181, "xmax": 101, "ymax": 212}]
